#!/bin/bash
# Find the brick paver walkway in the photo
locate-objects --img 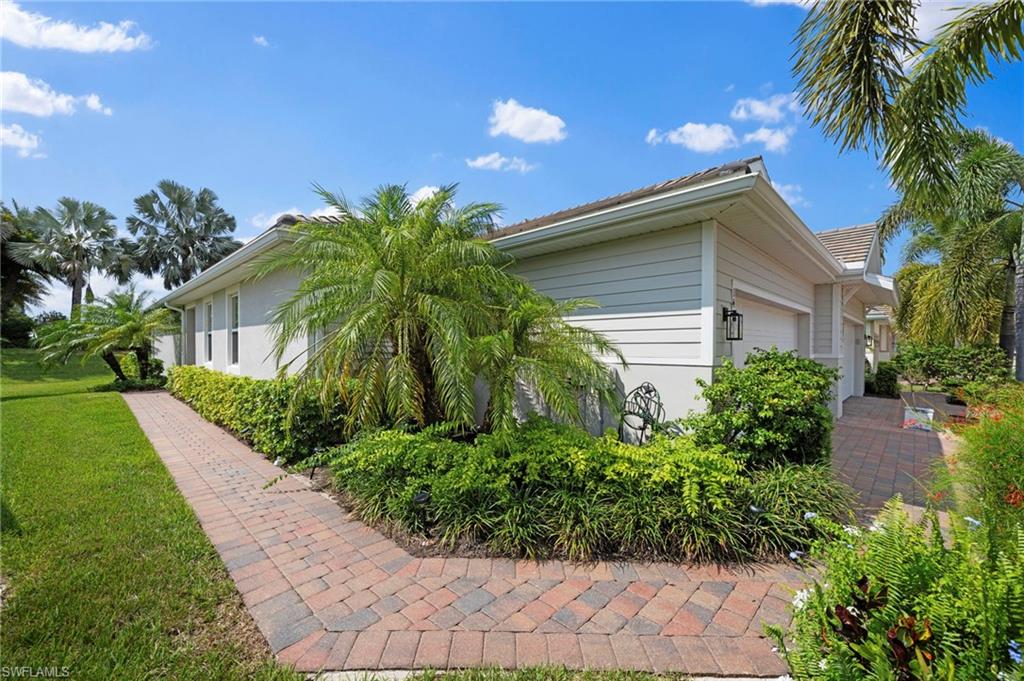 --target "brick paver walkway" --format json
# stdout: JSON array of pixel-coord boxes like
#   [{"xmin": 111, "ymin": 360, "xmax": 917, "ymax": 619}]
[
  {"xmin": 124, "ymin": 392, "xmax": 798, "ymax": 676},
  {"xmin": 832, "ymin": 395, "xmax": 959, "ymax": 512}
]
